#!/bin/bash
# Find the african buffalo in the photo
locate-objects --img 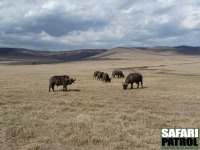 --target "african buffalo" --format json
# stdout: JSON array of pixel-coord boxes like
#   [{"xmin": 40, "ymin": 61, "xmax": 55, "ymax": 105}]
[
  {"xmin": 112, "ymin": 70, "xmax": 125, "ymax": 78},
  {"xmin": 102, "ymin": 73, "xmax": 111, "ymax": 82},
  {"xmin": 122, "ymin": 73, "xmax": 143, "ymax": 90},
  {"xmin": 93, "ymin": 71, "xmax": 100, "ymax": 79},
  {"xmin": 97, "ymin": 72, "xmax": 104, "ymax": 80},
  {"xmin": 49, "ymin": 75, "xmax": 76, "ymax": 92}
]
